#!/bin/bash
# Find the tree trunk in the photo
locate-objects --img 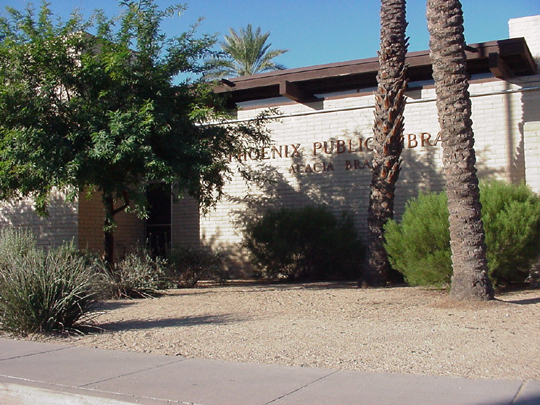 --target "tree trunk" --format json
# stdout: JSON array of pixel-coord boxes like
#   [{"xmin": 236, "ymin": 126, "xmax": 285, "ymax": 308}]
[
  {"xmin": 426, "ymin": 0, "xmax": 494, "ymax": 300},
  {"xmin": 363, "ymin": 0, "xmax": 408, "ymax": 287},
  {"xmin": 102, "ymin": 194, "xmax": 116, "ymax": 267},
  {"xmin": 102, "ymin": 190, "xmax": 130, "ymax": 267}
]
